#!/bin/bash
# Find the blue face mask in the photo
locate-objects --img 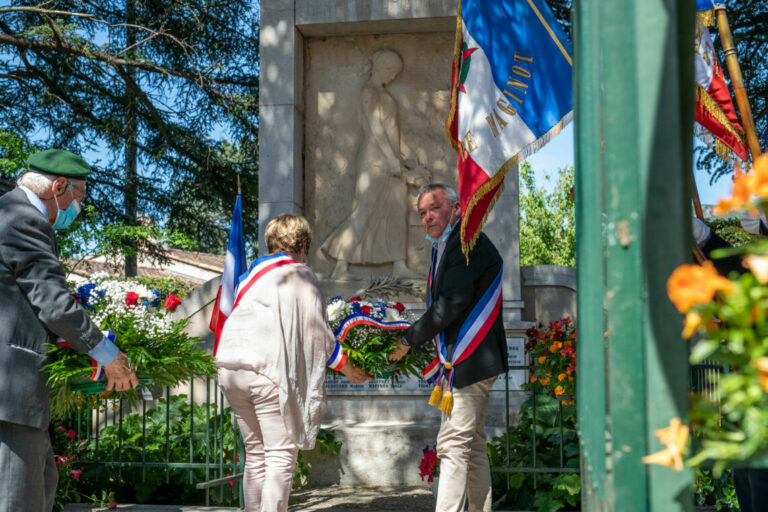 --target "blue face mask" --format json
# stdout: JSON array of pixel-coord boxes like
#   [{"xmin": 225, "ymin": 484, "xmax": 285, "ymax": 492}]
[
  {"xmin": 425, "ymin": 220, "xmax": 454, "ymax": 243},
  {"xmin": 52, "ymin": 187, "xmax": 82, "ymax": 230}
]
